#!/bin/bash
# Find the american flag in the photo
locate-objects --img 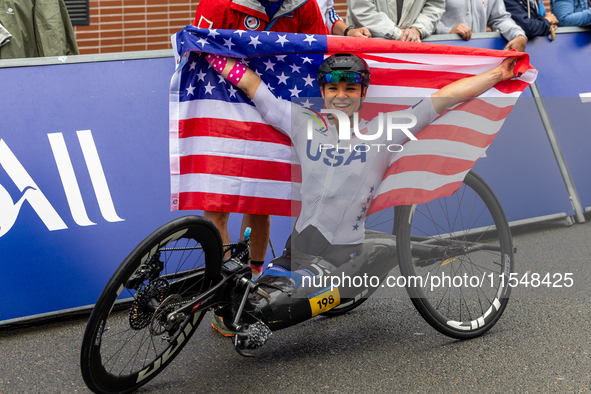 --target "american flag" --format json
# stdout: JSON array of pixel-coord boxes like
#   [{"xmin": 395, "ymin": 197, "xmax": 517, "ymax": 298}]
[{"xmin": 169, "ymin": 26, "xmax": 536, "ymax": 216}]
